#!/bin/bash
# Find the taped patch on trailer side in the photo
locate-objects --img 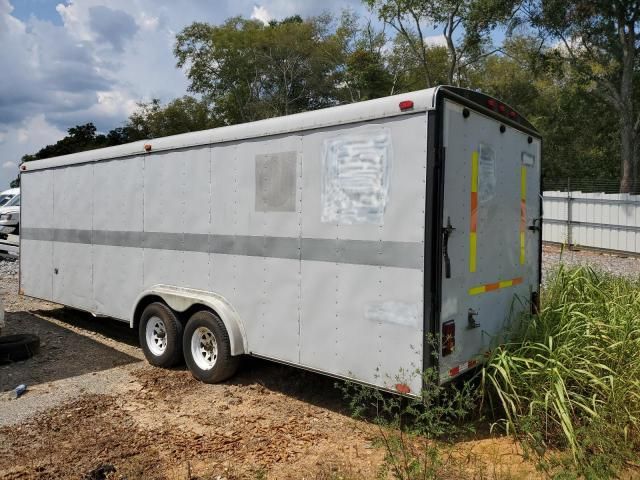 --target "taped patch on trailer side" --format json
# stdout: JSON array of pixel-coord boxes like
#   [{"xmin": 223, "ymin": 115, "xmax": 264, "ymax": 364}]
[
  {"xmin": 365, "ymin": 301, "xmax": 421, "ymax": 328},
  {"xmin": 478, "ymin": 143, "xmax": 496, "ymax": 204},
  {"xmin": 321, "ymin": 127, "xmax": 392, "ymax": 224}
]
